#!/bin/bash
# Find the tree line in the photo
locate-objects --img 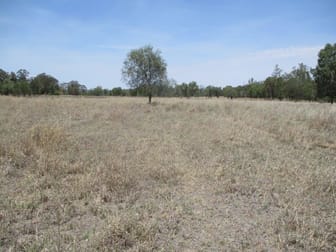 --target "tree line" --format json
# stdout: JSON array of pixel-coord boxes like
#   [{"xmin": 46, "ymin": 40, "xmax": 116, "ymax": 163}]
[
  {"xmin": 0, "ymin": 63, "xmax": 324, "ymax": 101},
  {"xmin": 0, "ymin": 71, "xmax": 222, "ymax": 98},
  {"xmin": 1, "ymin": 43, "xmax": 335, "ymax": 103}
]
